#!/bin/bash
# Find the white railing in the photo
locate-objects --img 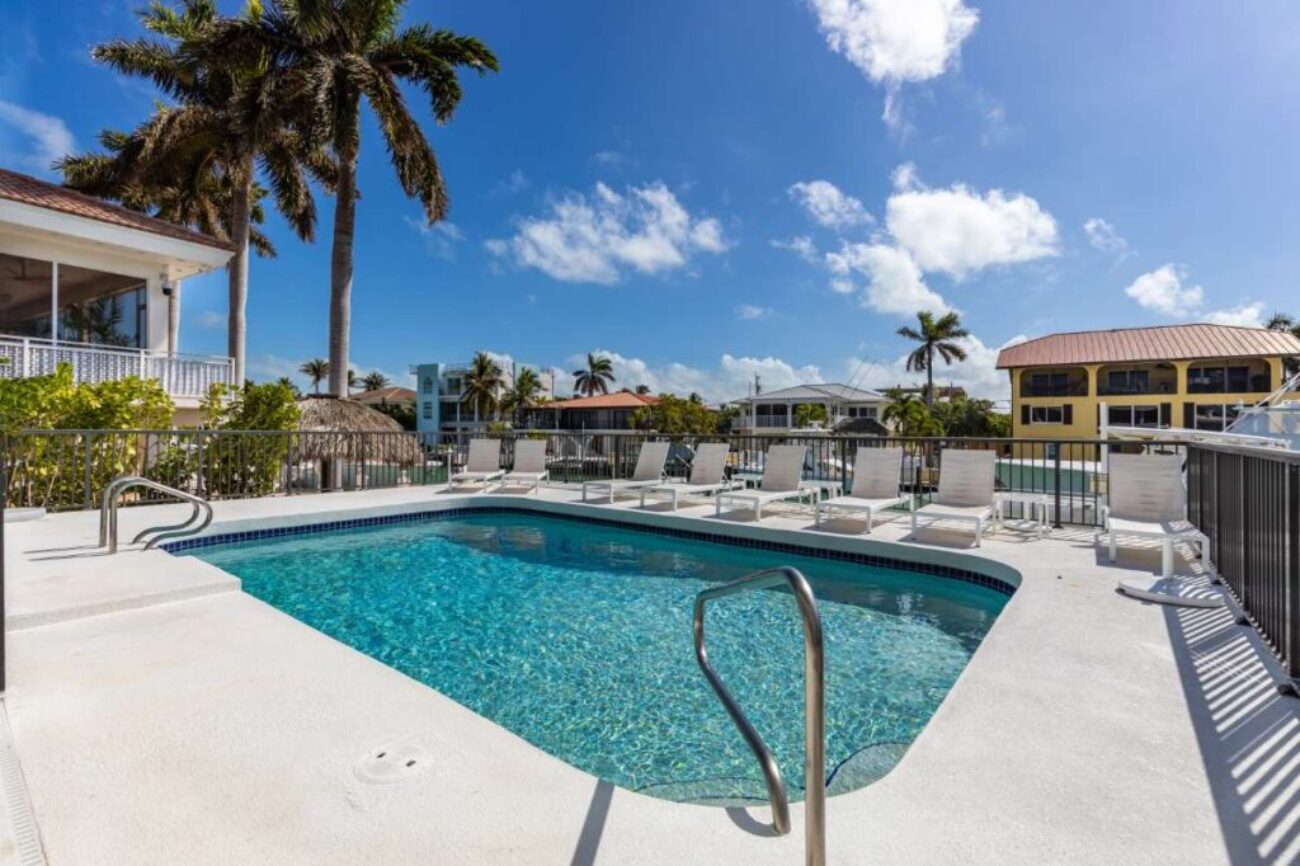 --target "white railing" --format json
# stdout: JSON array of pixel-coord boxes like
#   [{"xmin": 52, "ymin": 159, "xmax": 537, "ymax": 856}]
[{"xmin": 0, "ymin": 335, "xmax": 233, "ymax": 399}]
